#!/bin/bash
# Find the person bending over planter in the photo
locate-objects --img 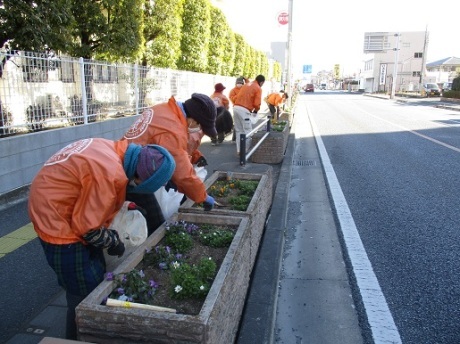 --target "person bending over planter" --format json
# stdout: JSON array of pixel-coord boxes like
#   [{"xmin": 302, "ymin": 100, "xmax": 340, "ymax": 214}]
[
  {"xmin": 28, "ymin": 139, "xmax": 175, "ymax": 340},
  {"xmin": 266, "ymin": 90, "xmax": 288, "ymax": 121},
  {"xmin": 123, "ymin": 93, "xmax": 217, "ymax": 212}
]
